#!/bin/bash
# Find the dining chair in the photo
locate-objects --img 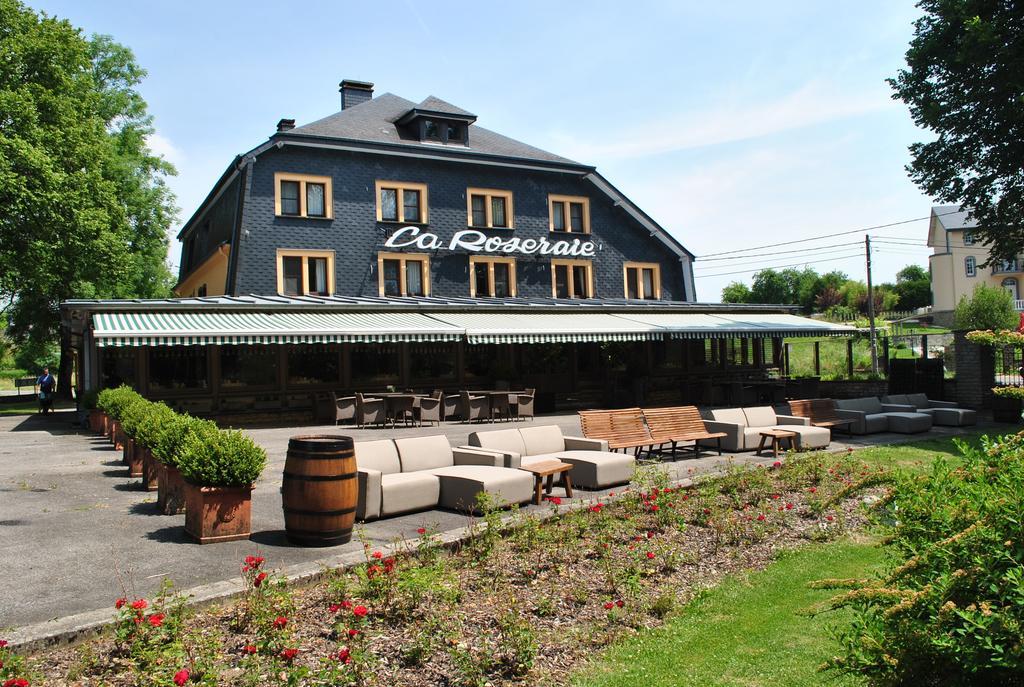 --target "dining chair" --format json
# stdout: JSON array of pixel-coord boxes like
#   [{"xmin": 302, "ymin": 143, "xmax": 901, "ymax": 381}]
[
  {"xmin": 355, "ymin": 393, "xmax": 387, "ymax": 428},
  {"xmin": 389, "ymin": 394, "xmax": 417, "ymax": 427},
  {"xmin": 332, "ymin": 392, "xmax": 356, "ymax": 425},
  {"xmin": 515, "ymin": 388, "xmax": 535, "ymax": 421},
  {"xmin": 460, "ymin": 391, "xmax": 489, "ymax": 423},
  {"xmin": 415, "ymin": 390, "xmax": 444, "ymax": 426},
  {"xmin": 491, "ymin": 392, "xmax": 512, "ymax": 422}
]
